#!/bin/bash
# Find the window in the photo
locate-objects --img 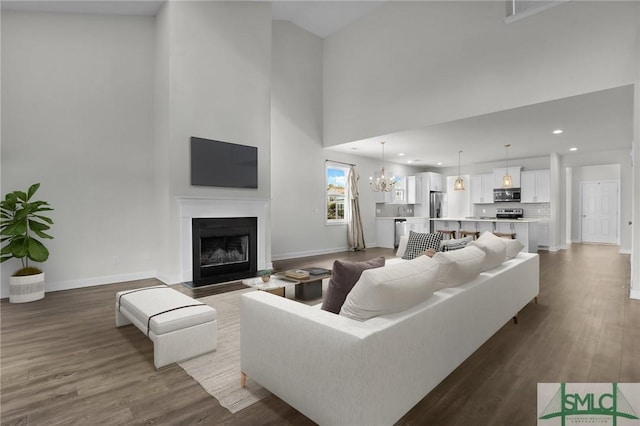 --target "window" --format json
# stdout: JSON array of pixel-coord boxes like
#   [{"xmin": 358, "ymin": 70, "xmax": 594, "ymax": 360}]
[{"xmin": 326, "ymin": 164, "xmax": 349, "ymax": 224}]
